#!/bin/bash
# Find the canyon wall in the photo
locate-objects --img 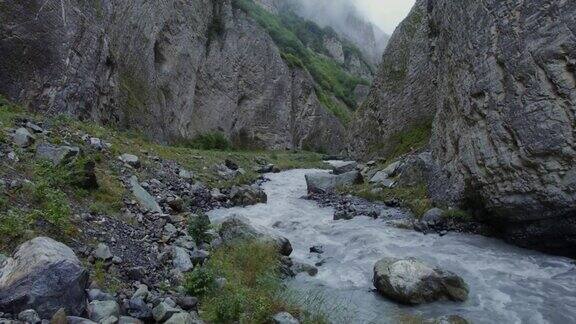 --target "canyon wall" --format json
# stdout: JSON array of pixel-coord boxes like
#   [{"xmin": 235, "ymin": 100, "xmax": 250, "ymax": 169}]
[
  {"xmin": 0, "ymin": 0, "xmax": 345, "ymax": 153},
  {"xmin": 351, "ymin": 0, "xmax": 576, "ymax": 255}
]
